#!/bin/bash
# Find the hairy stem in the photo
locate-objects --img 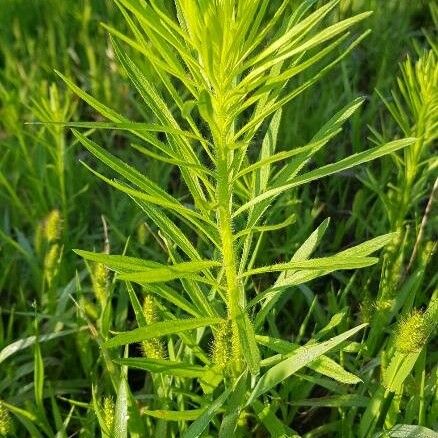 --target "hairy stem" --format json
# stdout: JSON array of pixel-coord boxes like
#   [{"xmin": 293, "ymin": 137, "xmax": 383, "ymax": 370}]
[{"xmin": 213, "ymin": 99, "xmax": 243, "ymax": 374}]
